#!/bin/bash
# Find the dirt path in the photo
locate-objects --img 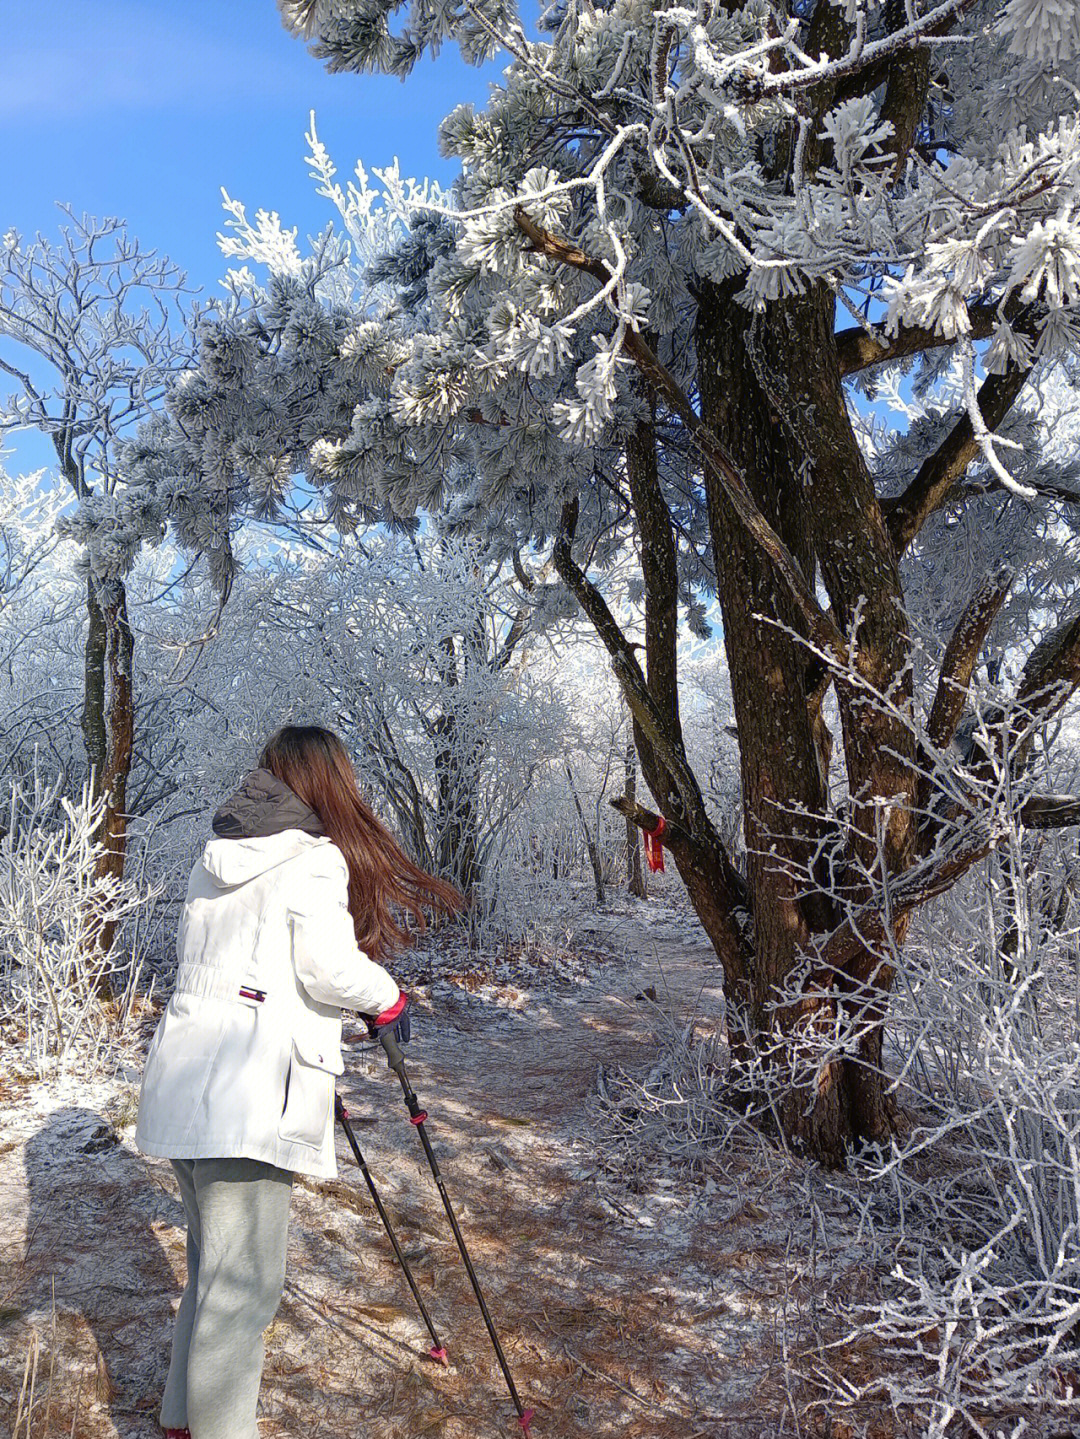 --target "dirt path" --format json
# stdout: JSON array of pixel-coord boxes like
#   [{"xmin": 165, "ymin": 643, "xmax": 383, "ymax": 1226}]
[{"xmin": 0, "ymin": 902, "xmax": 815, "ymax": 1439}]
